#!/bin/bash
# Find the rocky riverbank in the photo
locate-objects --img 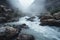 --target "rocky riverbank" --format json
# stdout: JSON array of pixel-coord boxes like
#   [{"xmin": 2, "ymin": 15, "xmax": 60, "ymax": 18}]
[
  {"xmin": 0, "ymin": 24, "xmax": 35, "ymax": 40},
  {"xmin": 40, "ymin": 12, "xmax": 60, "ymax": 26},
  {"xmin": 0, "ymin": 4, "xmax": 35, "ymax": 40},
  {"xmin": 0, "ymin": 4, "xmax": 19, "ymax": 23}
]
